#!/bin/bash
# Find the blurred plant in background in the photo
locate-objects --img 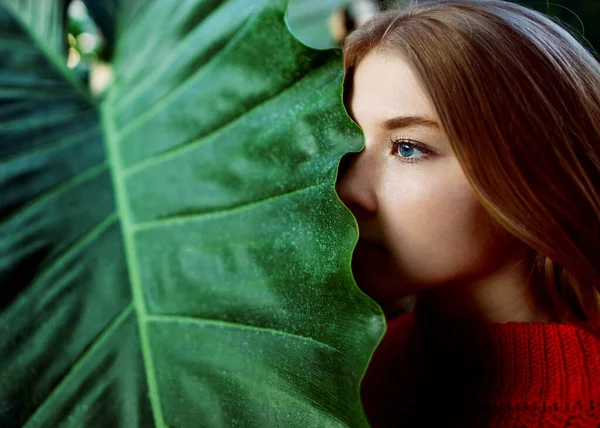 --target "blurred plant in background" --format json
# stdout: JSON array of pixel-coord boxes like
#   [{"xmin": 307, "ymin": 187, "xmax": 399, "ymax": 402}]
[
  {"xmin": 66, "ymin": 0, "xmax": 103, "ymax": 67},
  {"xmin": 66, "ymin": 0, "xmax": 113, "ymax": 96},
  {"xmin": 524, "ymin": 0, "xmax": 600, "ymax": 54},
  {"xmin": 66, "ymin": 0, "xmax": 599, "ymax": 99}
]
